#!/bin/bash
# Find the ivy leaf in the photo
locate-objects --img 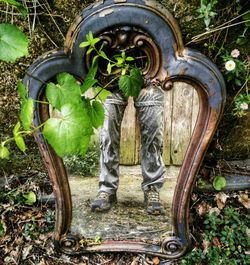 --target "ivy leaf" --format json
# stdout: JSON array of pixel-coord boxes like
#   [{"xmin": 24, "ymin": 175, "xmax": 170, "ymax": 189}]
[
  {"xmin": 93, "ymin": 86, "xmax": 111, "ymax": 101},
  {"xmin": 43, "ymin": 104, "xmax": 93, "ymax": 157},
  {"xmin": 81, "ymin": 64, "xmax": 98, "ymax": 93},
  {"xmin": 17, "ymin": 81, "xmax": 26, "ymax": 102},
  {"xmin": 46, "ymin": 73, "xmax": 82, "ymax": 110},
  {"xmin": 20, "ymin": 98, "xmax": 34, "ymax": 131},
  {"xmin": 0, "ymin": 23, "xmax": 28, "ymax": 63},
  {"xmin": 13, "ymin": 122, "xmax": 26, "ymax": 153},
  {"xmin": 0, "ymin": 145, "xmax": 10, "ymax": 160},
  {"xmin": 86, "ymin": 100, "xmax": 105, "ymax": 129},
  {"xmin": 213, "ymin": 176, "xmax": 227, "ymax": 191},
  {"xmin": 23, "ymin": 191, "xmax": 36, "ymax": 206},
  {"xmin": 118, "ymin": 68, "xmax": 143, "ymax": 98}
]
